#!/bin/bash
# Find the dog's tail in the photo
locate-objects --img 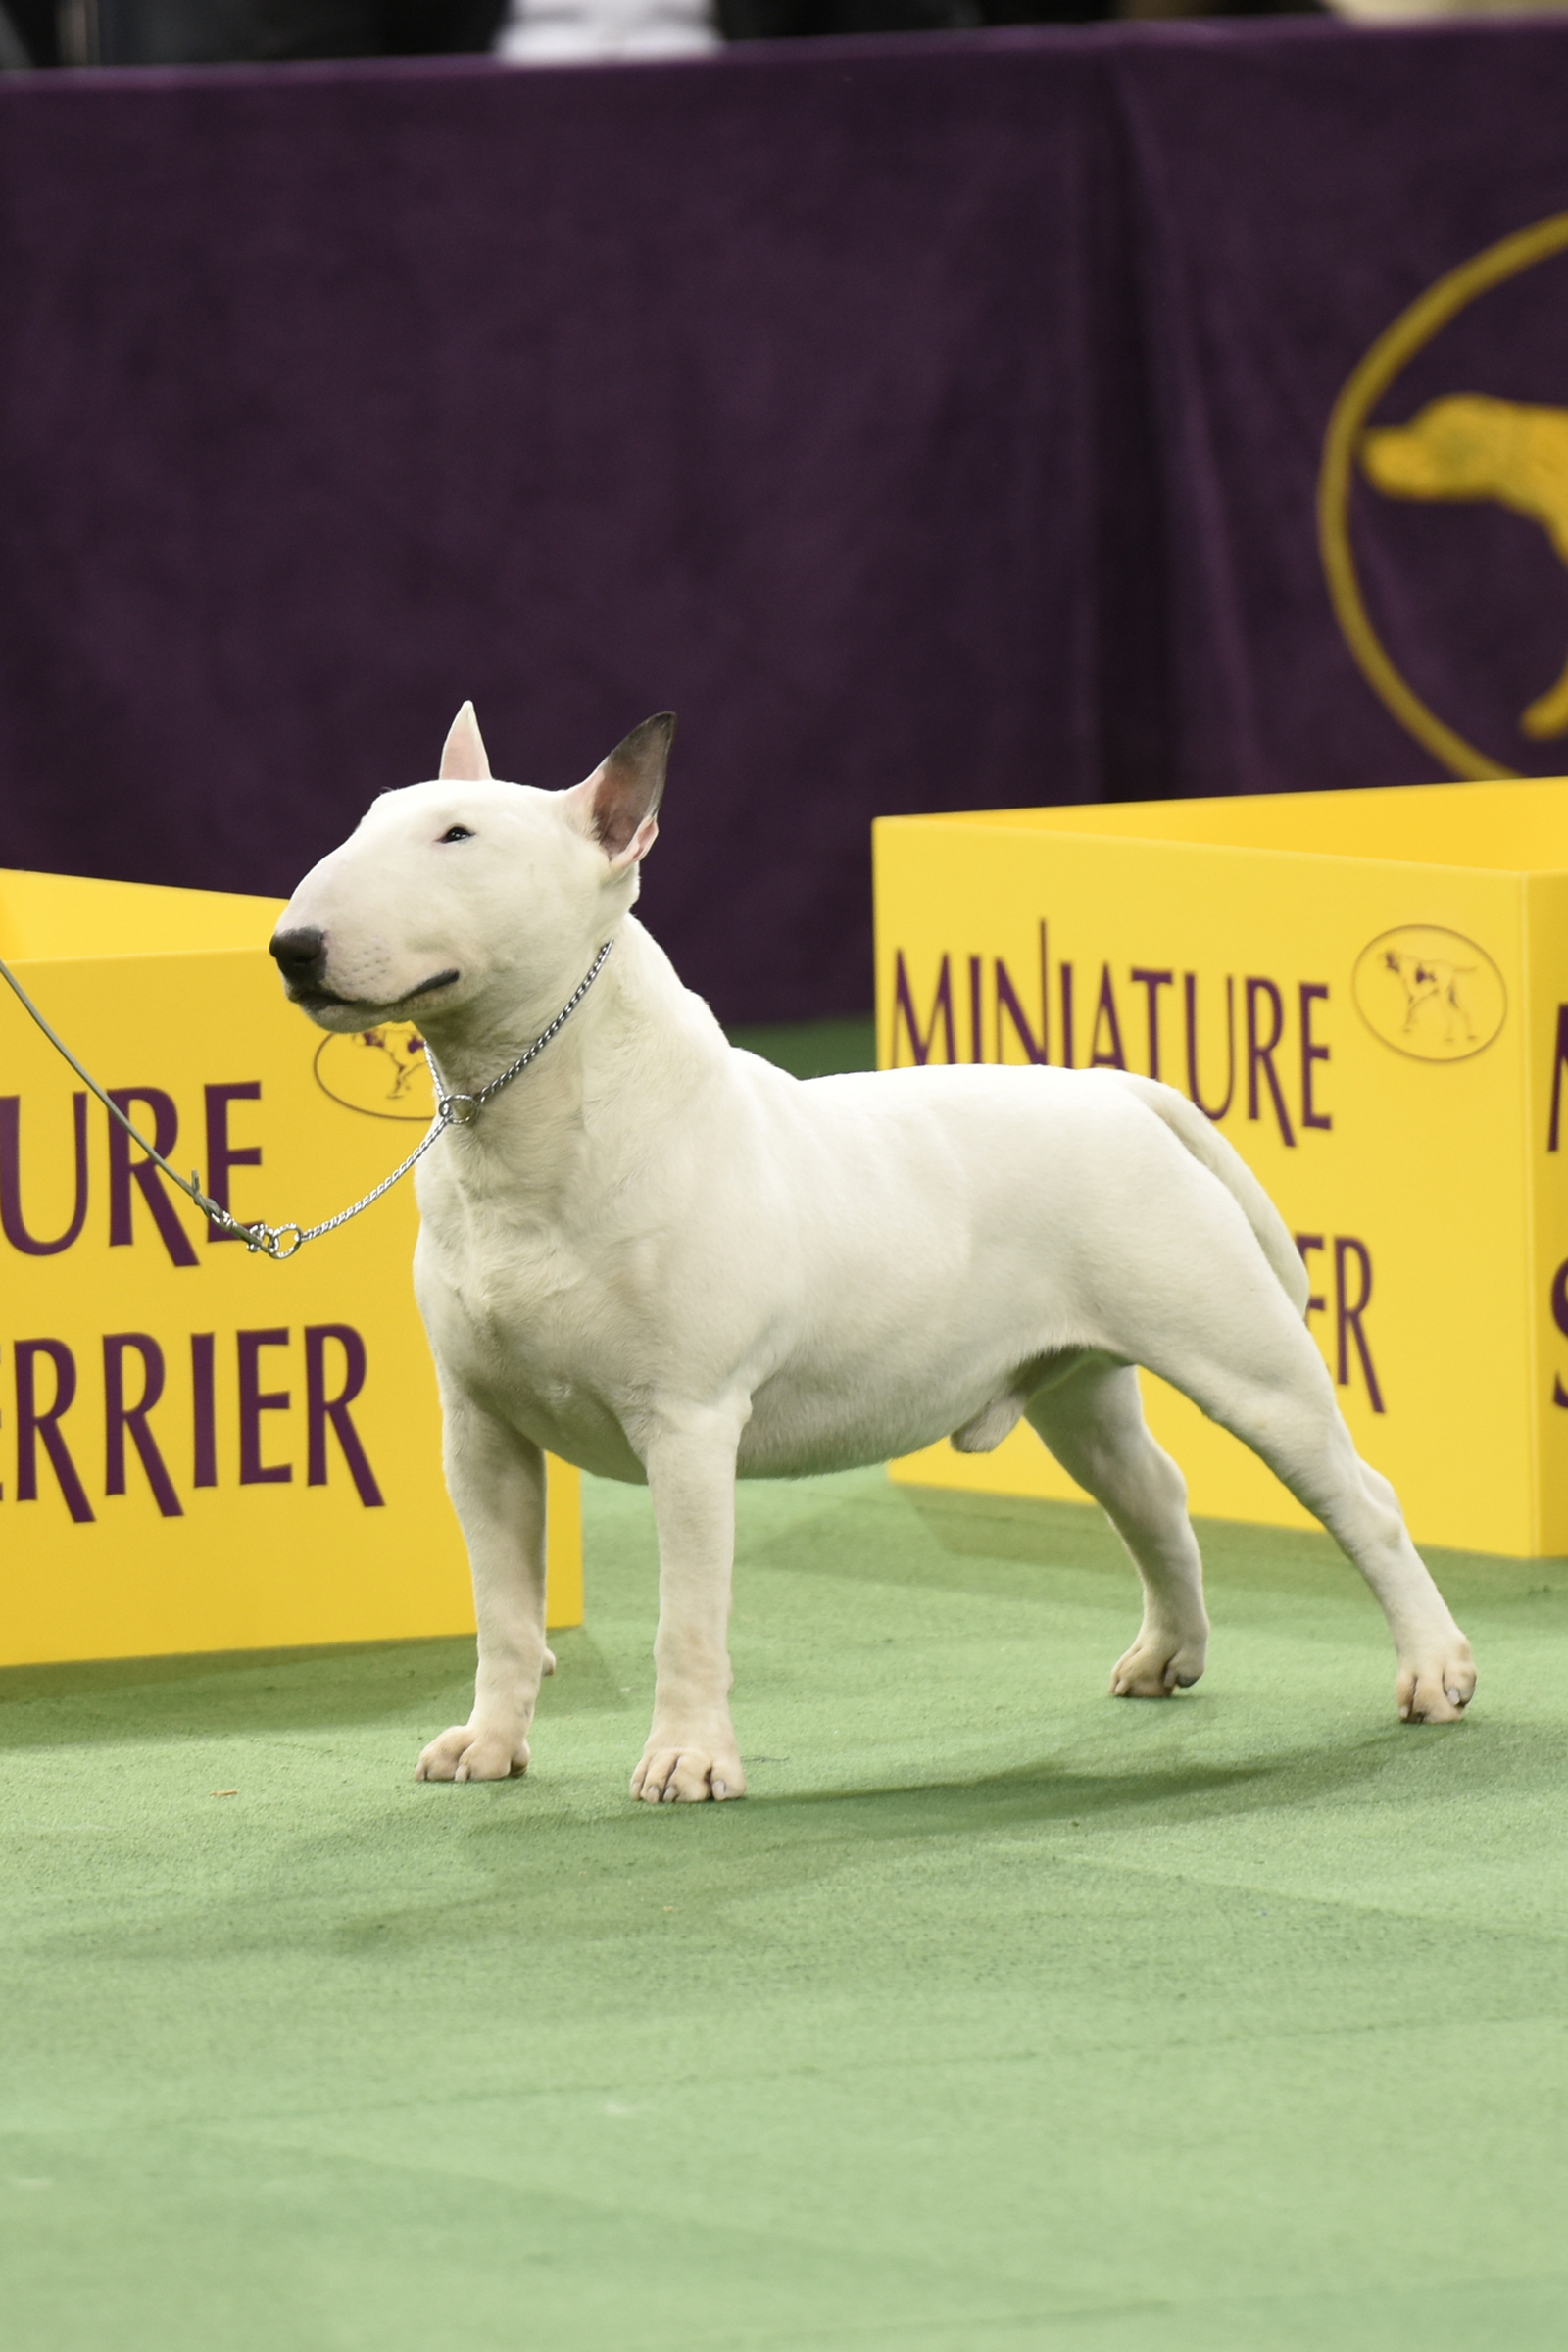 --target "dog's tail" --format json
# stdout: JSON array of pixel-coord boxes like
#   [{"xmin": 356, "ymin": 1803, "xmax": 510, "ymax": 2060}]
[{"xmin": 1105, "ymin": 1071, "xmax": 1310, "ymax": 1316}]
